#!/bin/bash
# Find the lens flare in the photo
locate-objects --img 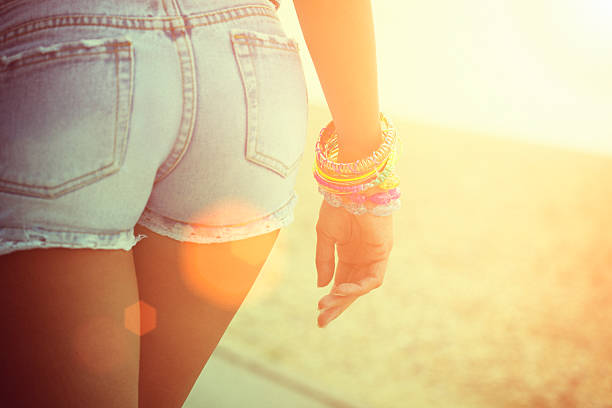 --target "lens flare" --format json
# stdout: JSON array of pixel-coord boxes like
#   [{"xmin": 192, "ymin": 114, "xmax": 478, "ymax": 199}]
[
  {"xmin": 179, "ymin": 244, "xmax": 262, "ymax": 311},
  {"xmin": 178, "ymin": 199, "xmax": 280, "ymax": 310},
  {"xmin": 124, "ymin": 300, "xmax": 157, "ymax": 336}
]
